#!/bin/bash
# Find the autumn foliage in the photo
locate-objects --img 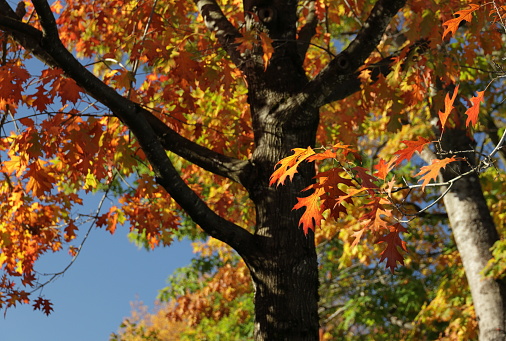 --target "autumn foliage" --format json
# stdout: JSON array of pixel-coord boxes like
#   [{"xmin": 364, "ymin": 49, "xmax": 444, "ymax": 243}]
[
  {"xmin": 269, "ymin": 2, "xmax": 503, "ymax": 275},
  {"xmin": 0, "ymin": 0, "xmax": 252, "ymax": 313},
  {"xmin": 0, "ymin": 0, "xmax": 505, "ymax": 339}
]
